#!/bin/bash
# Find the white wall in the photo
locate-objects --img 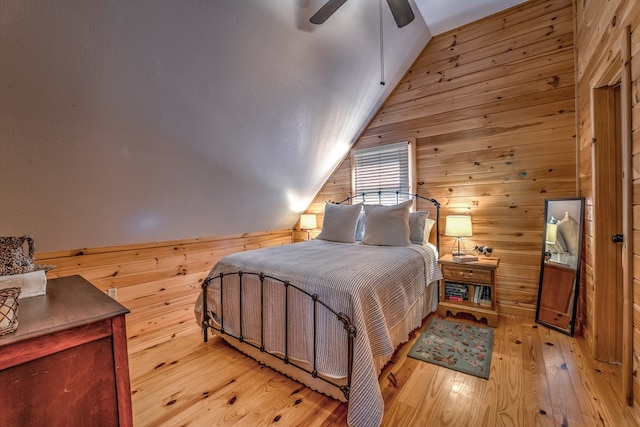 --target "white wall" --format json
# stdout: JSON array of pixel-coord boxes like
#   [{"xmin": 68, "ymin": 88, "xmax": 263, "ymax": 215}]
[{"xmin": 0, "ymin": 0, "xmax": 430, "ymax": 251}]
